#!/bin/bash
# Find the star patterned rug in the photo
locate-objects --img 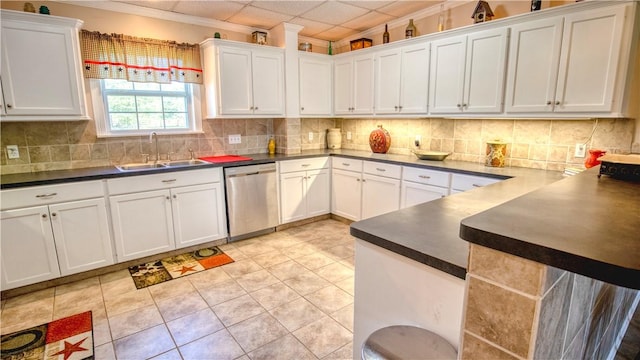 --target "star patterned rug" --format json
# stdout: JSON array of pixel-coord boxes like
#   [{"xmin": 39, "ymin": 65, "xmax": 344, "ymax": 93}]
[
  {"xmin": 0, "ymin": 311, "xmax": 93, "ymax": 360},
  {"xmin": 128, "ymin": 246, "xmax": 234, "ymax": 289}
]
